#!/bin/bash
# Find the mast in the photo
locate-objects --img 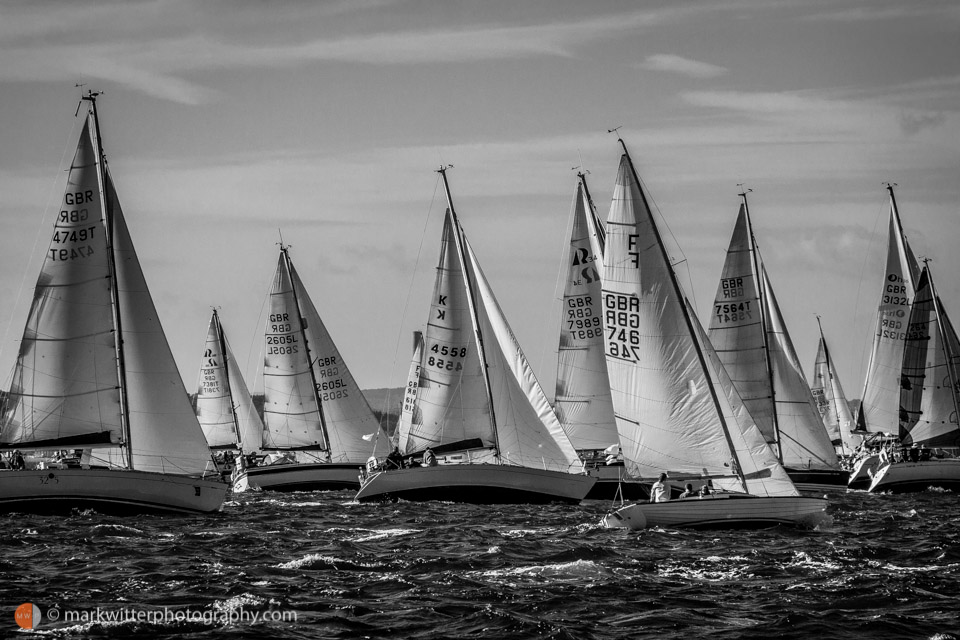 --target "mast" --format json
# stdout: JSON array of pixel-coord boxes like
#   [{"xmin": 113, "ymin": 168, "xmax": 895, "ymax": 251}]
[
  {"xmin": 741, "ymin": 189, "xmax": 783, "ymax": 462},
  {"xmin": 577, "ymin": 171, "xmax": 606, "ymax": 251},
  {"xmin": 618, "ymin": 139, "xmax": 747, "ymax": 491},
  {"xmin": 436, "ymin": 166, "xmax": 501, "ymax": 456},
  {"xmin": 212, "ymin": 308, "xmax": 243, "ymax": 450},
  {"xmin": 84, "ymin": 91, "xmax": 134, "ymax": 468},
  {"xmin": 924, "ymin": 262, "xmax": 960, "ymax": 438},
  {"xmin": 281, "ymin": 245, "xmax": 331, "ymax": 452}
]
